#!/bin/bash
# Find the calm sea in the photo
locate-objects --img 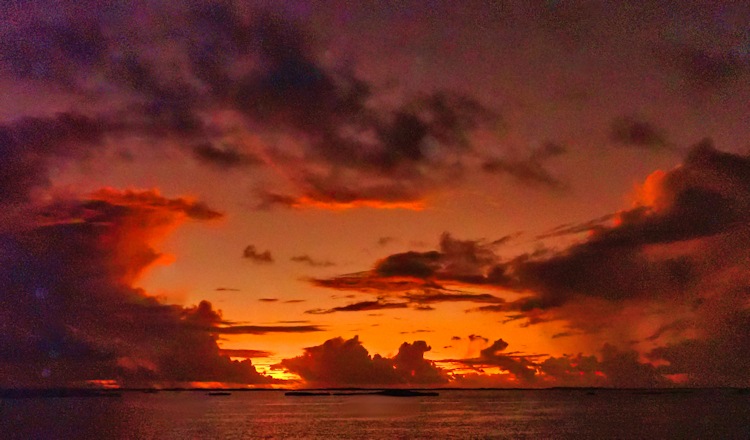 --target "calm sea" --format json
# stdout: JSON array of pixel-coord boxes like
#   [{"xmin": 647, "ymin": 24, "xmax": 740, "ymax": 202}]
[{"xmin": 2, "ymin": 389, "xmax": 748, "ymax": 439}]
